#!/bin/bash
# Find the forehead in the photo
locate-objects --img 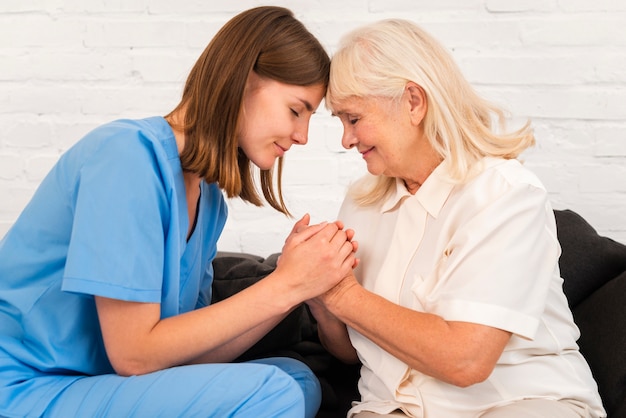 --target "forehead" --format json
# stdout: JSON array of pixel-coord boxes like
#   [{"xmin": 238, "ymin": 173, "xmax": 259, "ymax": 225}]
[
  {"xmin": 330, "ymin": 95, "xmax": 368, "ymax": 114},
  {"xmin": 331, "ymin": 95, "xmax": 390, "ymax": 115}
]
